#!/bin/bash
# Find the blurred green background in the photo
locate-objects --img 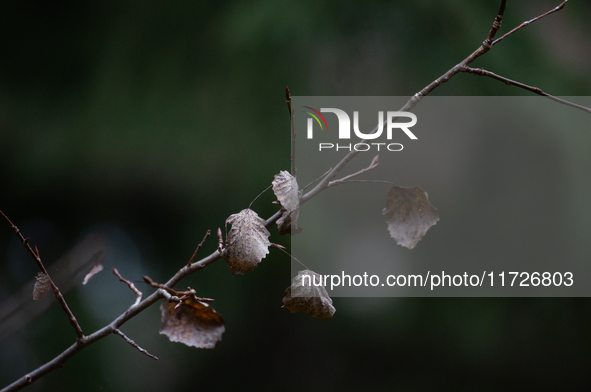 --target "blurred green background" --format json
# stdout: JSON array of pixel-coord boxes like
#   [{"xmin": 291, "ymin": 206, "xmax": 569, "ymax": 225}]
[{"xmin": 1, "ymin": 1, "xmax": 590, "ymax": 391}]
